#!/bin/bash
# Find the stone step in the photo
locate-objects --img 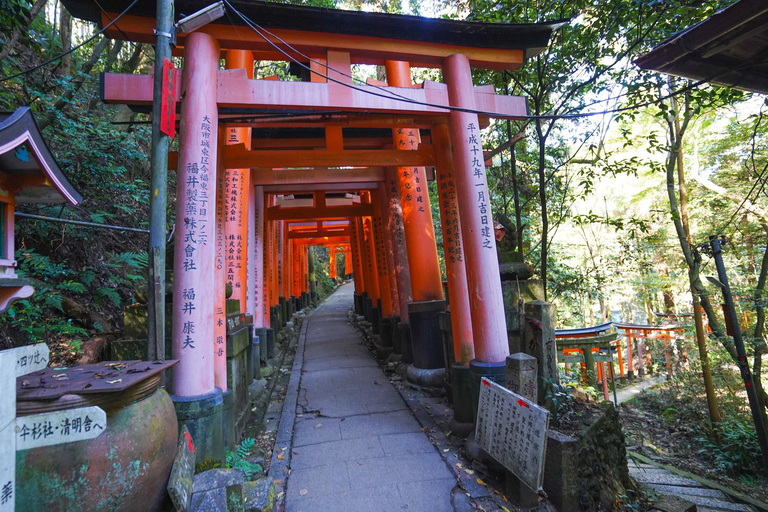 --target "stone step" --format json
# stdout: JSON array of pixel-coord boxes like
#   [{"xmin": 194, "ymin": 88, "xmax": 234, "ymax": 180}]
[
  {"xmin": 649, "ymin": 483, "xmax": 727, "ymax": 499},
  {"xmin": 679, "ymin": 496, "xmax": 751, "ymax": 512},
  {"xmin": 629, "ymin": 467, "xmax": 700, "ymax": 487}
]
